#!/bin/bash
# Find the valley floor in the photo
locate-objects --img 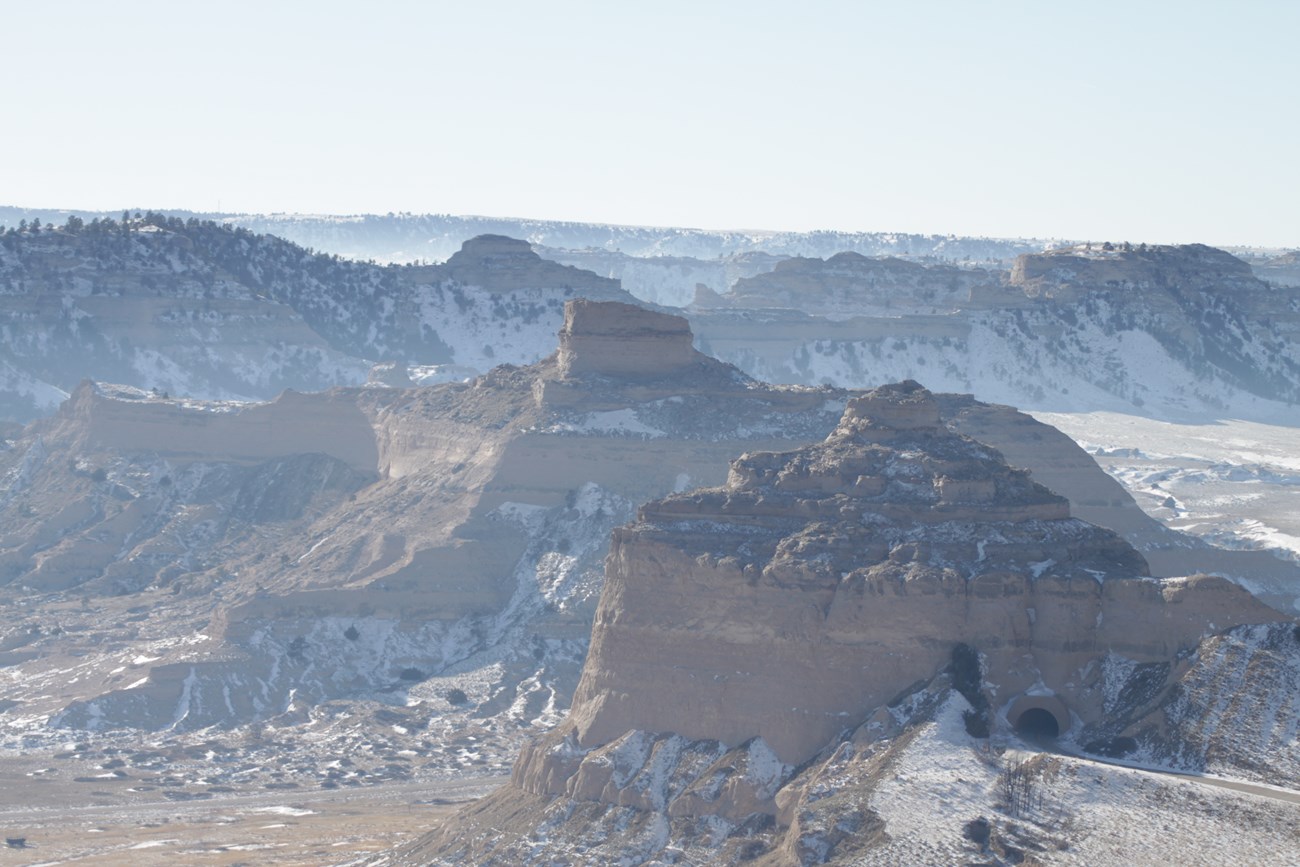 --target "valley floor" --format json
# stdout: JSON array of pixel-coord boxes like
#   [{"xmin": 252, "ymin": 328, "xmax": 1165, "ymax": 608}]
[
  {"xmin": 0, "ymin": 762, "xmax": 502, "ymax": 866},
  {"xmin": 1035, "ymin": 412, "xmax": 1300, "ymax": 598}
]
